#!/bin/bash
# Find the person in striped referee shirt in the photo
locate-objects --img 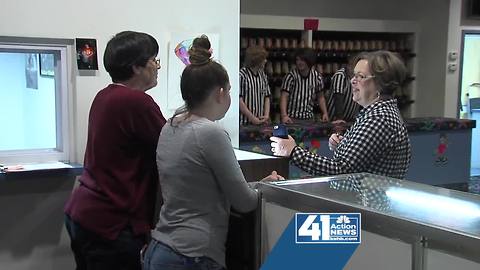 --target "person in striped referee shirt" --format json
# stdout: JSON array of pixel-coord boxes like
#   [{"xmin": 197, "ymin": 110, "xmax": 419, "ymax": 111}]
[
  {"xmin": 280, "ymin": 48, "xmax": 329, "ymax": 124},
  {"xmin": 326, "ymin": 53, "xmax": 365, "ymax": 123},
  {"xmin": 271, "ymin": 51, "xmax": 411, "ymax": 179},
  {"xmin": 239, "ymin": 46, "xmax": 271, "ymax": 125}
]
